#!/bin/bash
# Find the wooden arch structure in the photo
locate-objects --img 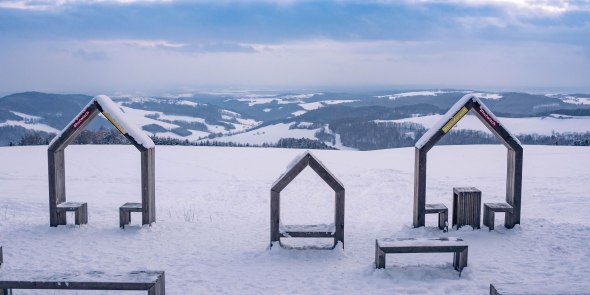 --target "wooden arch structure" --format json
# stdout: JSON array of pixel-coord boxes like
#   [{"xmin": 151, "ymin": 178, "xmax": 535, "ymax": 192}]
[
  {"xmin": 413, "ymin": 94, "xmax": 523, "ymax": 229},
  {"xmin": 48, "ymin": 95, "xmax": 156, "ymax": 227},
  {"xmin": 270, "ymin": 152, "xmax": 345, "ymax": 249}
]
